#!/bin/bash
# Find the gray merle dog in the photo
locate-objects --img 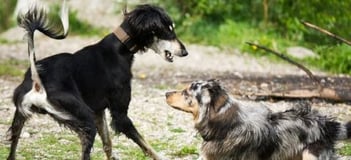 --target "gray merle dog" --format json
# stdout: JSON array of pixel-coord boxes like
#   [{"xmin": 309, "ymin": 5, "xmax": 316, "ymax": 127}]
[
  {"xmin": 7, "ymin": 1, "xmax": 187, "ymax": 160},
  {"xmin": 166, "ymin": 79, "xmax": 351, "ymax": 160}
]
